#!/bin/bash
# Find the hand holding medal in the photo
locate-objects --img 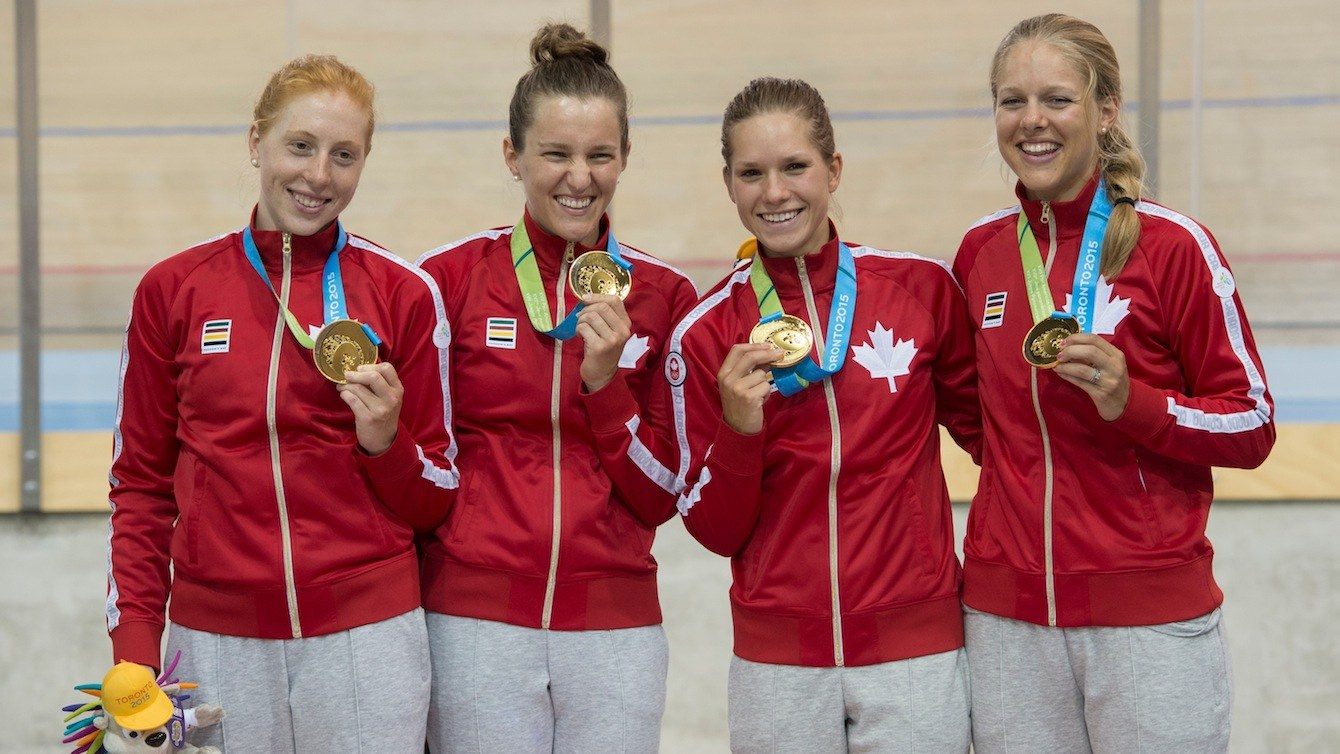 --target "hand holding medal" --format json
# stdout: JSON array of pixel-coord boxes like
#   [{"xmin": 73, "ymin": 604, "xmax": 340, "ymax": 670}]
[
  {"xmin": 338, "ymin": 361, "xmax": 404, "ymax": 454},
  {"xmin": 718, "ymin": 343, "xmax": 782, "ymax": 435},
  {"xmin": 575, "ymin": 293, "xmax": 633, "ymax": 392},
  {"xmin": 1054, "ymin": 333, "xmax": 1131, "ymax": 420}
]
